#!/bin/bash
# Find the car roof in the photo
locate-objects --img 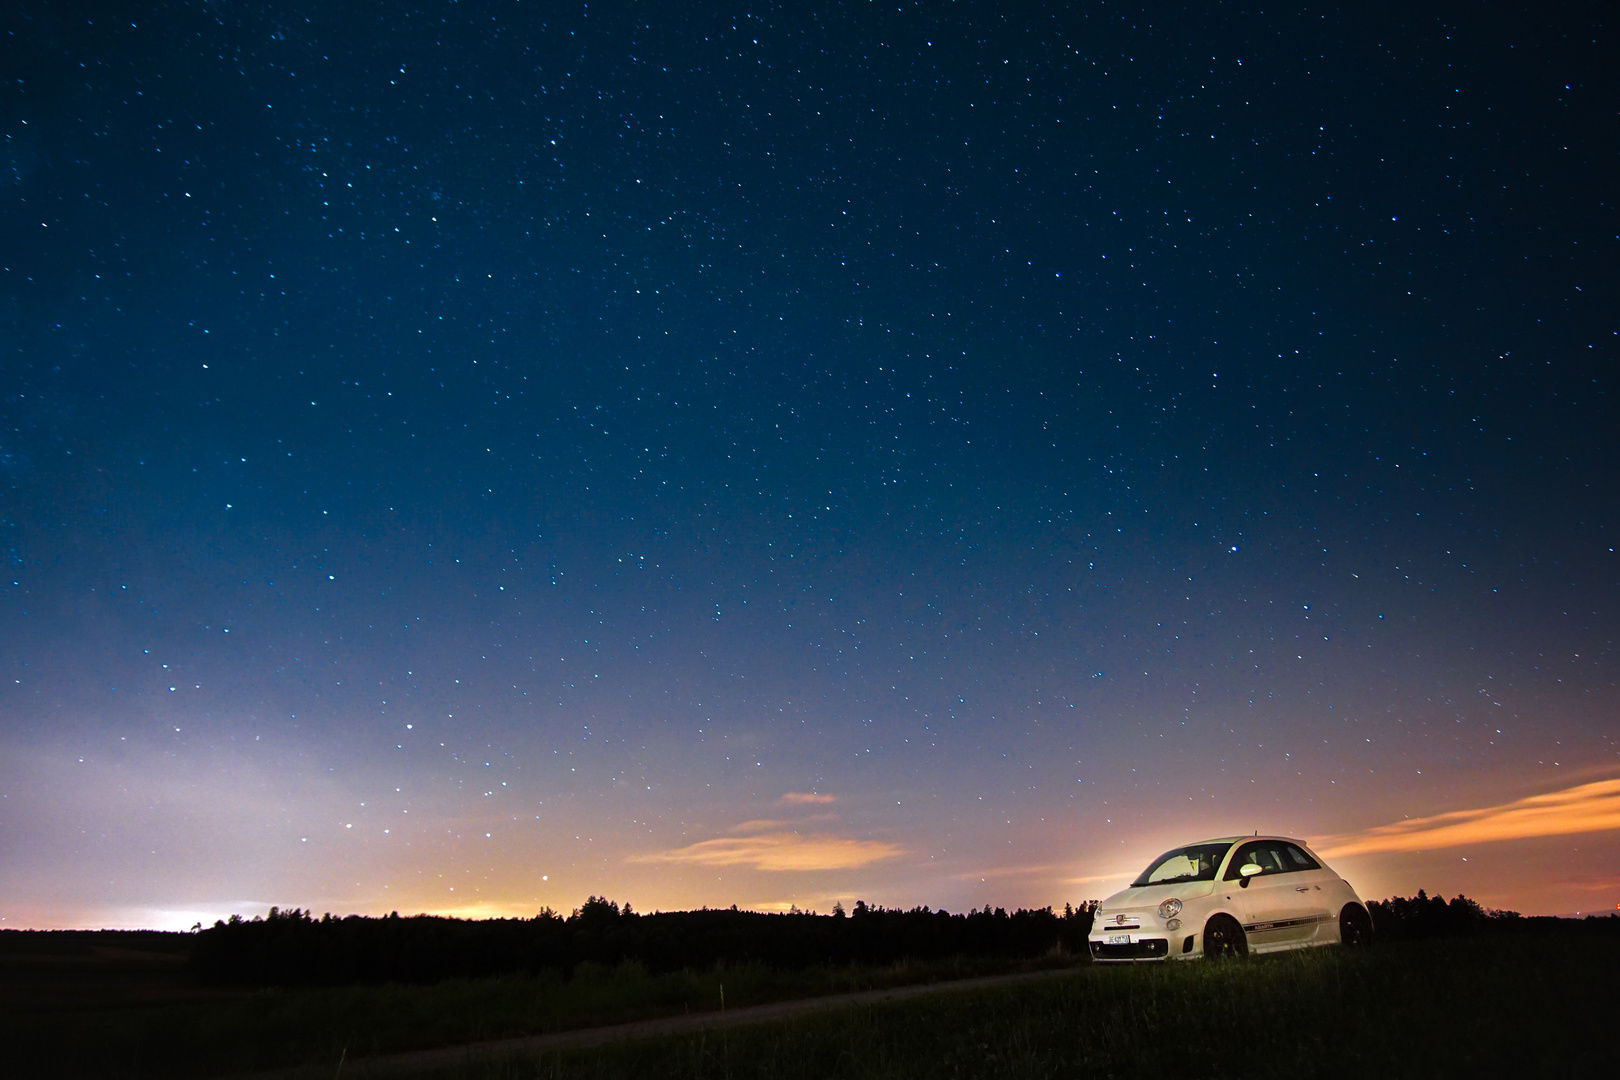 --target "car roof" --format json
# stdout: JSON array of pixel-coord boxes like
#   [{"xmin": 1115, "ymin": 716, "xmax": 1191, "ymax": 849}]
[{"xmin": 1186, "ymin": 835, "xmax": 1310, "ymax": 846}]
